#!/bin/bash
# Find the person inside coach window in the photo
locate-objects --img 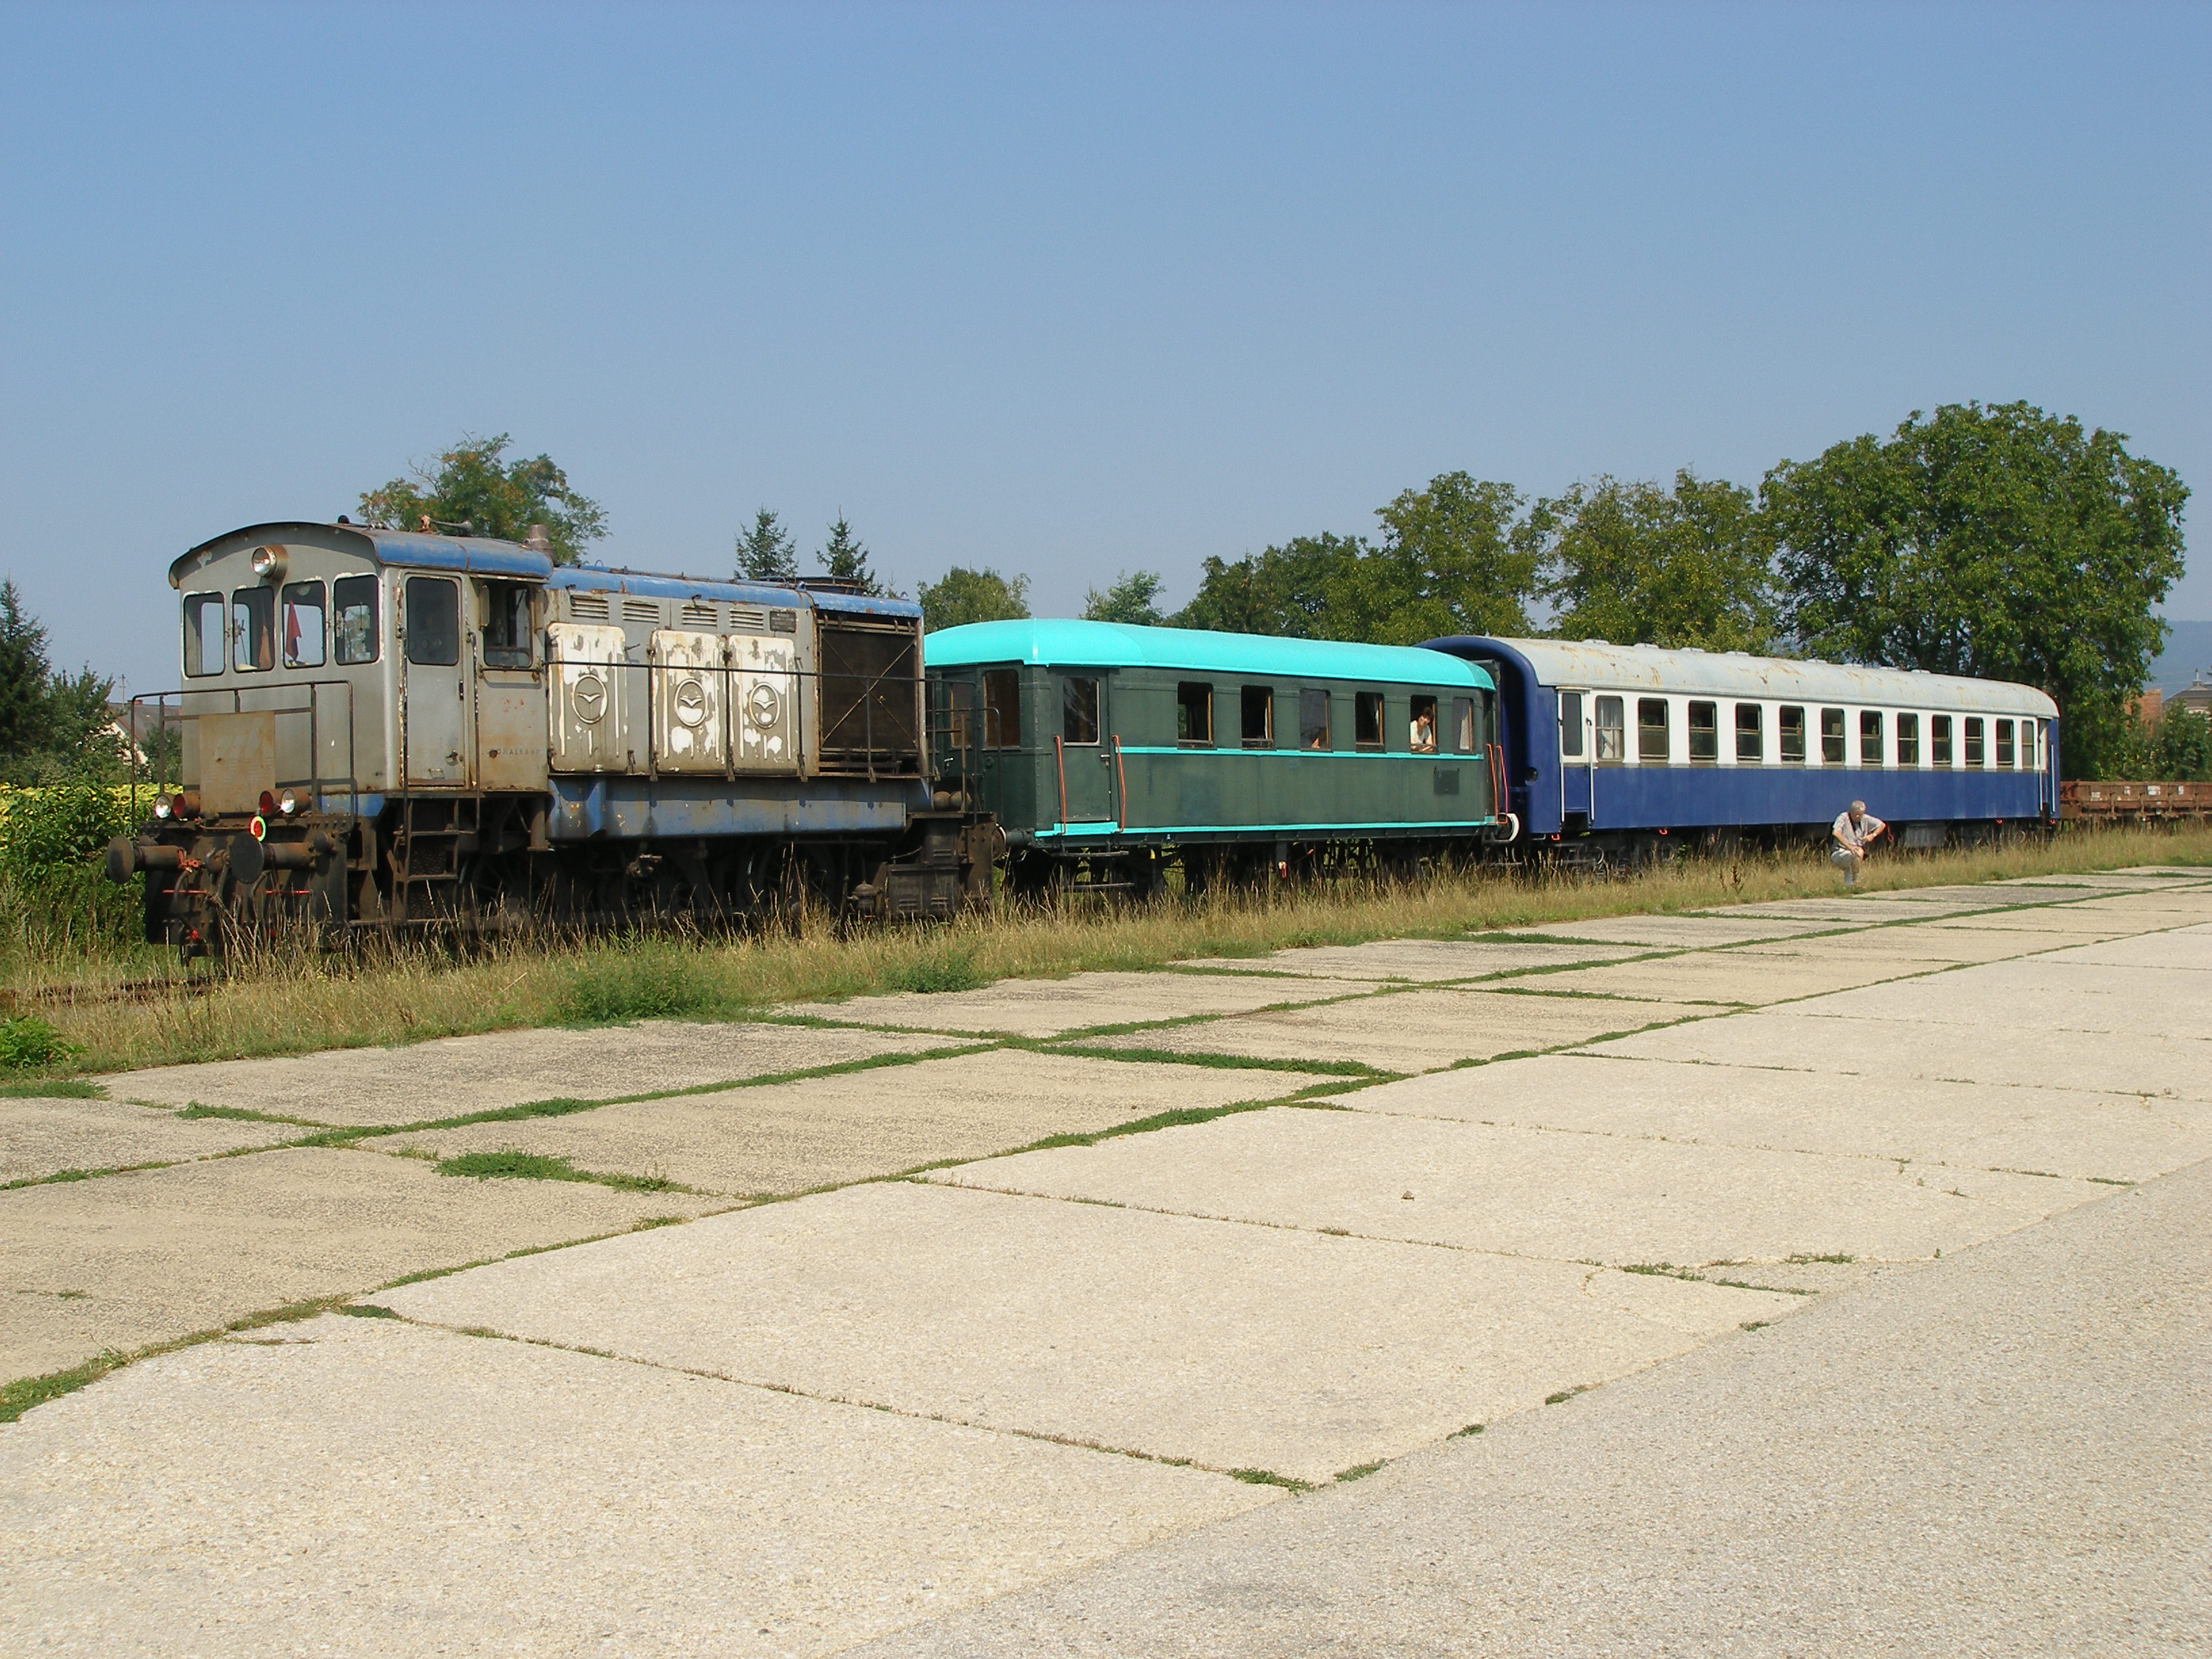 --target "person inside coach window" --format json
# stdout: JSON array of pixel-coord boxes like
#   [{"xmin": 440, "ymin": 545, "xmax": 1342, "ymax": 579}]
[{"xmin": 1830, "ymin": 799, "xmax": 1889, "ymax": 890}]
